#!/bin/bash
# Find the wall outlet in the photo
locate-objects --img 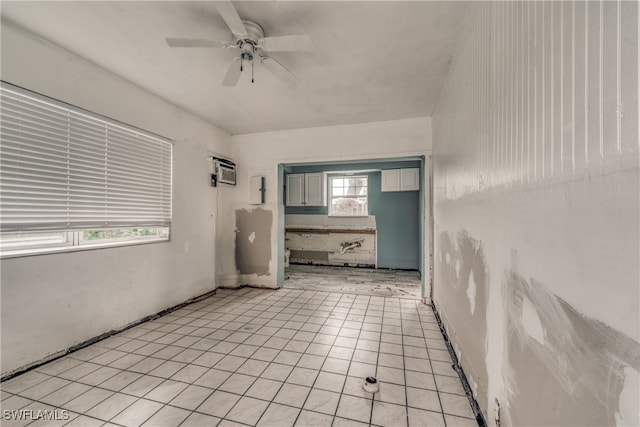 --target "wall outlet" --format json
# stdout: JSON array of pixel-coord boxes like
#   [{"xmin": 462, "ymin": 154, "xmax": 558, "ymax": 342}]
[{"xmin": 494, "ymin": 398, "xmax": 501, "ymax": 427}]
